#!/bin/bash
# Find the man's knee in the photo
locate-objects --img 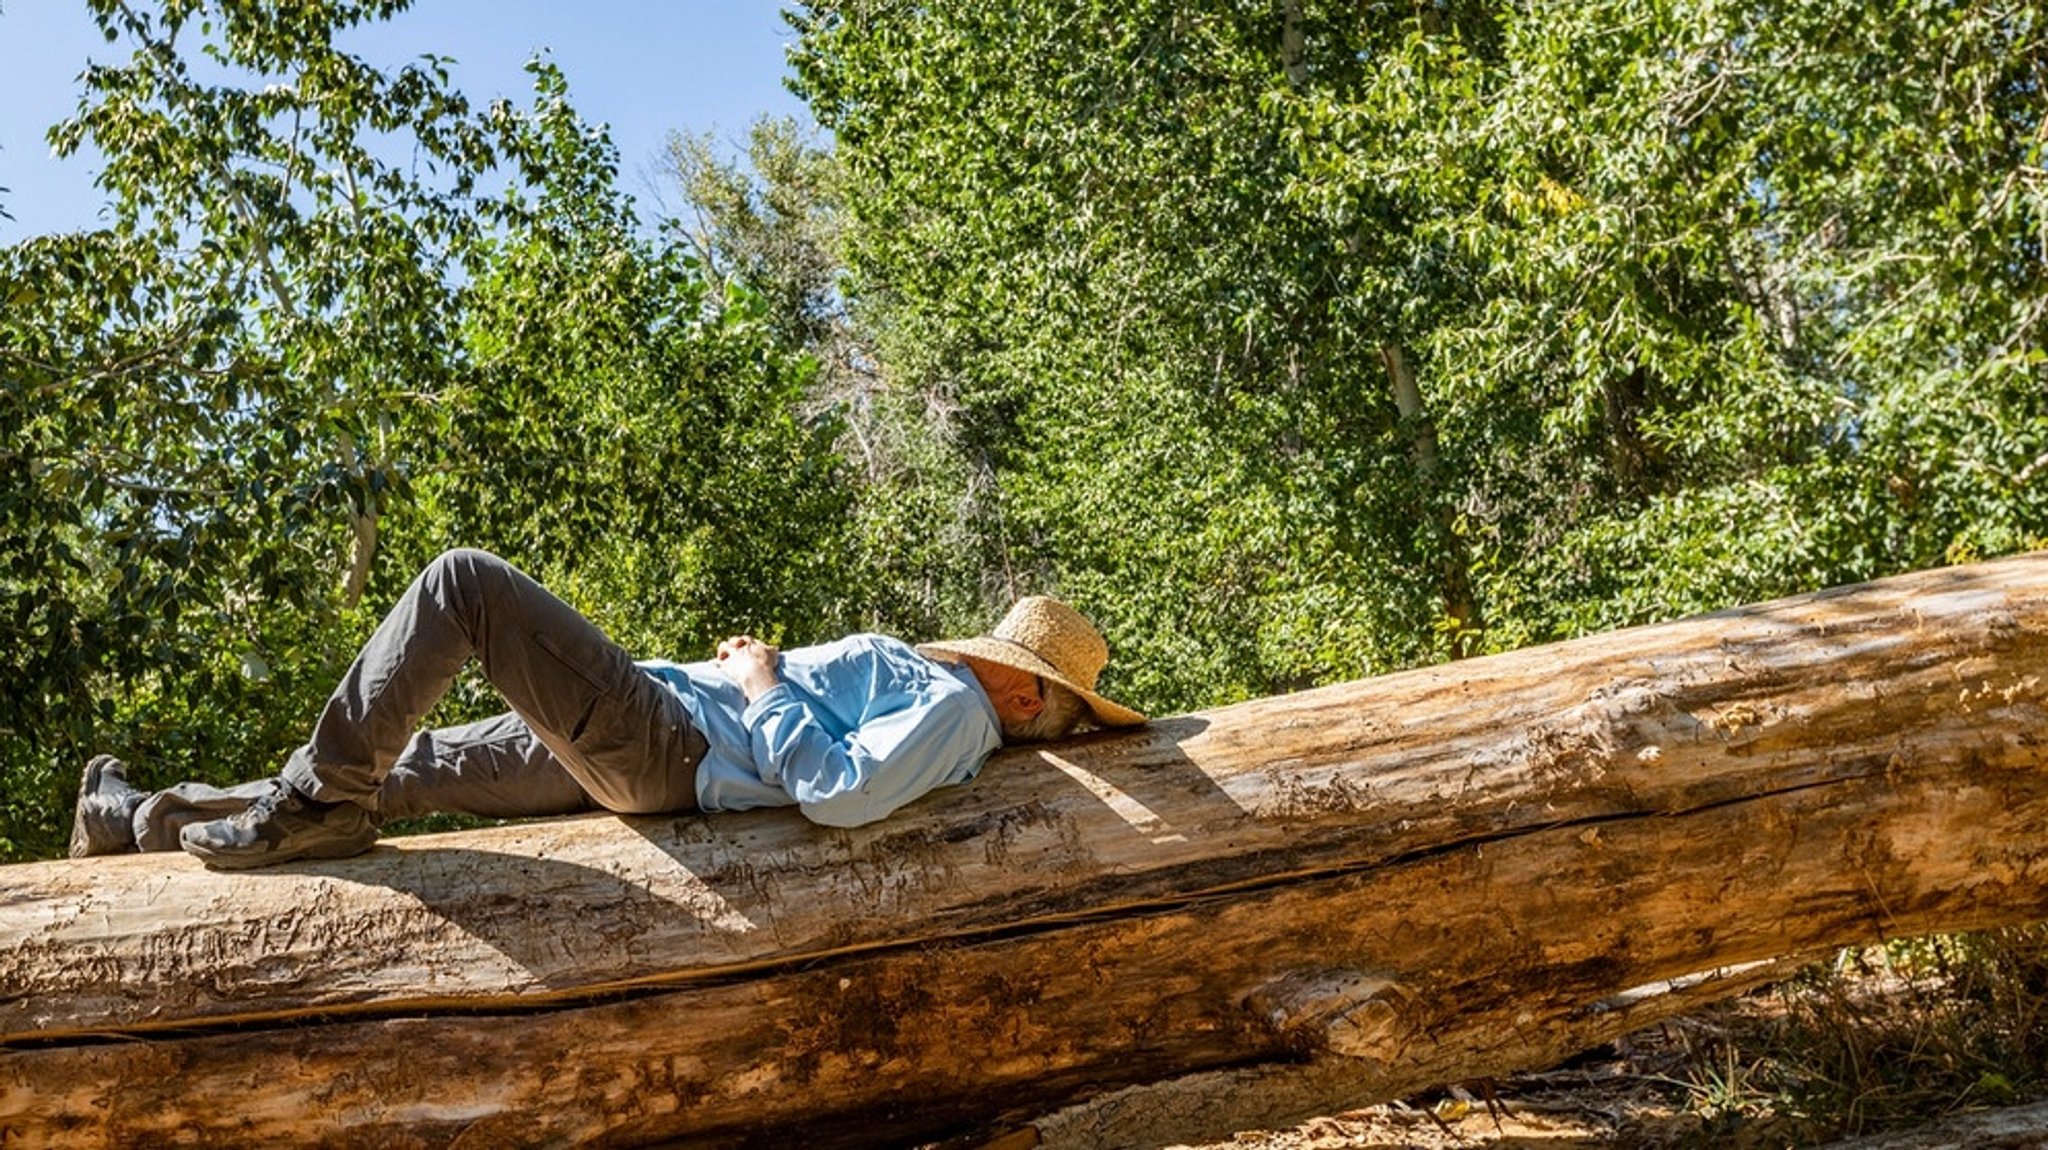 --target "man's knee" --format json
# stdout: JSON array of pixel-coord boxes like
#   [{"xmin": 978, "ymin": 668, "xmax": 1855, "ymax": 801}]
[
  {"xmin": 430, "ymin": 547, "xmax": 508, "ymax": 581},
  {"xmin": 422, "ymin": 548, "xmax": 521, "ymax": 603}
]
